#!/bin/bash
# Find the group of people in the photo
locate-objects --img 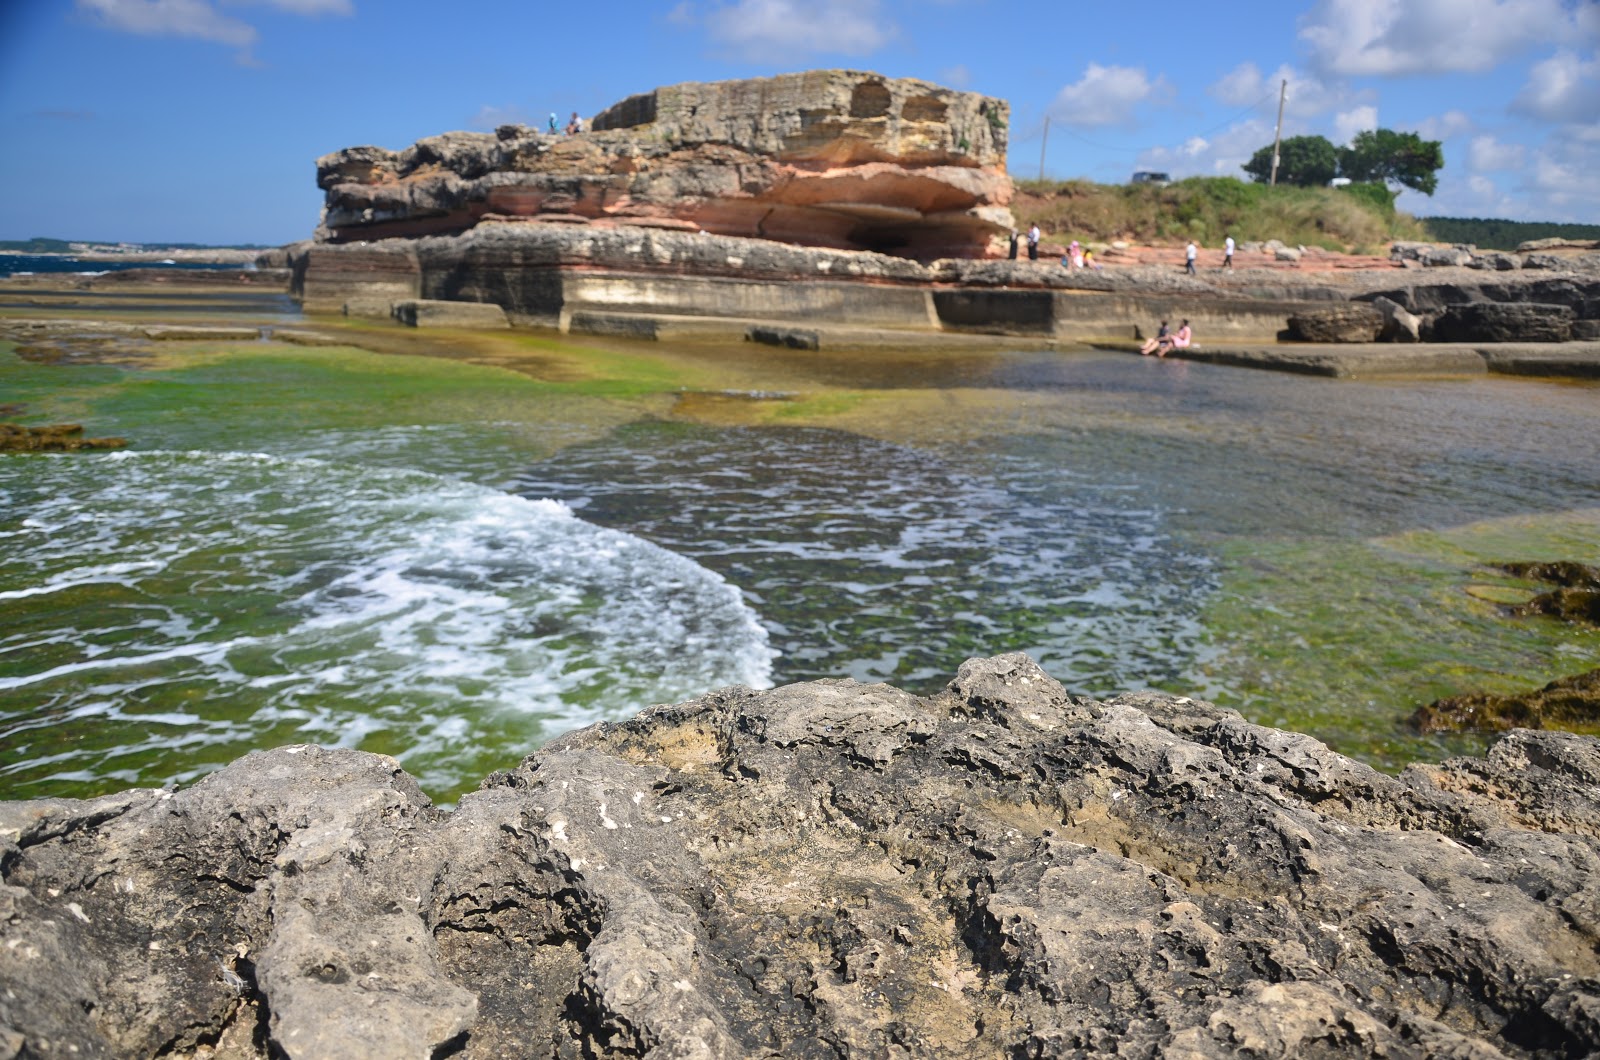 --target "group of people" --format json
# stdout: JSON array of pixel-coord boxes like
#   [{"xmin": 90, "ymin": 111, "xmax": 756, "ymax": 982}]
[
  {"xmin": 1185, "ymin": 235, "xmax": 1235, "ymax": 274},
  {"xmin": 1139, "ymin": 319, "xmax": 1192, "ymax": 357},
  {"xmin": 548, "ymin": 111, "xmax": 584, "ymax": 135},
  {"xmin": 1006, "ymin": 226, "xmax": 1100, "ymax": 269}
]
